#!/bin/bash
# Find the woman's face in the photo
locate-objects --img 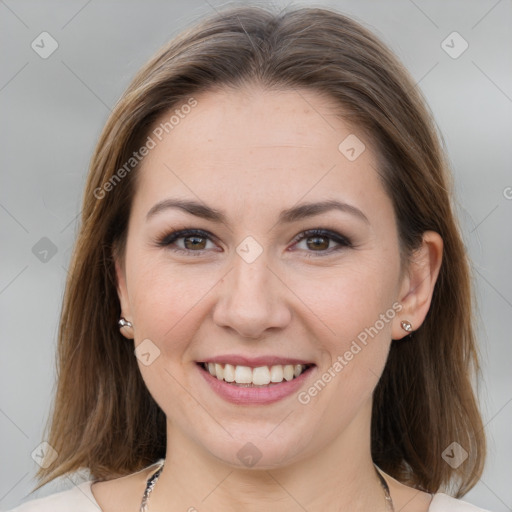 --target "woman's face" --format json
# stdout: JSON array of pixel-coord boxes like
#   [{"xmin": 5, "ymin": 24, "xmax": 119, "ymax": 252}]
[{"xmin": 115, "ymin": 85, "xmax": 410, "ymax": 468}]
